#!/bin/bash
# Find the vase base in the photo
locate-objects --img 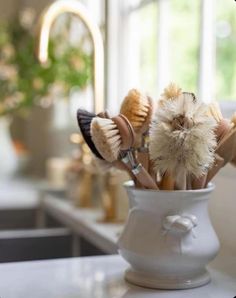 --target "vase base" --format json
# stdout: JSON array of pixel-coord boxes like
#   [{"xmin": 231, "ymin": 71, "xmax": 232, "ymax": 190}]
[{"xmin": 125, "ymin": 268, "xmax": 210, "ymax": 290}]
